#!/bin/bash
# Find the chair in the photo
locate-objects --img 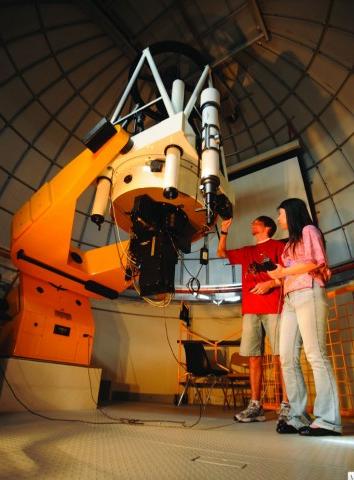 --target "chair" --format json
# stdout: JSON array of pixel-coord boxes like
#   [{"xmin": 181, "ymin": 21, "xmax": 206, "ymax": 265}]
[
  {"xmin": 227, "ymin": 352, "xmax": 251, "ymax": 408},
  {"xmin": 177, "ymin": 341, "xmax": 229, "ymax": 408}
]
